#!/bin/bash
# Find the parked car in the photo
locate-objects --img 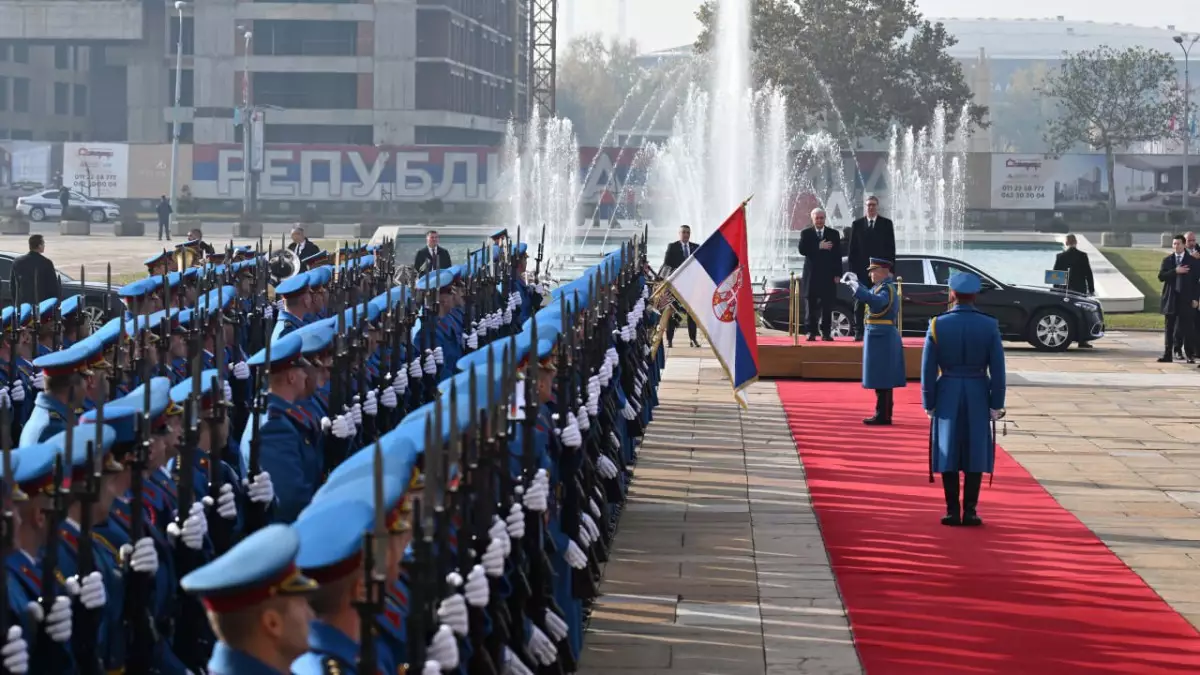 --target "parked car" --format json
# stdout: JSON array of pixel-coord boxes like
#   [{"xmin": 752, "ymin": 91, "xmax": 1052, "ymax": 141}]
[
  {"xmin": 759, "ymin": 253, "xmax": 1105, "ymax": 351},
  {"xmin": 0, "ymin": 252, "xmax": 122, "ymax": 333},
  {"xmin": 15, "ymin": 189, "xmax": 120, "ymax": 223}
]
